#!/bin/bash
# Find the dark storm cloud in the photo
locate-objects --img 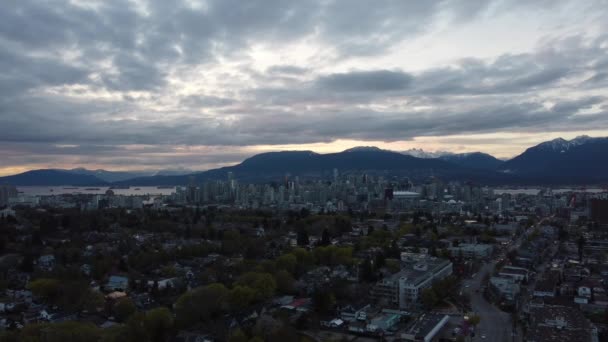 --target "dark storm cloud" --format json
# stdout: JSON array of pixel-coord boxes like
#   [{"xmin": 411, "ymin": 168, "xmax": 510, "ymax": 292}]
[{"xmin": 233, "ymin": 97, "xmax": 608, "ymax": 143}]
